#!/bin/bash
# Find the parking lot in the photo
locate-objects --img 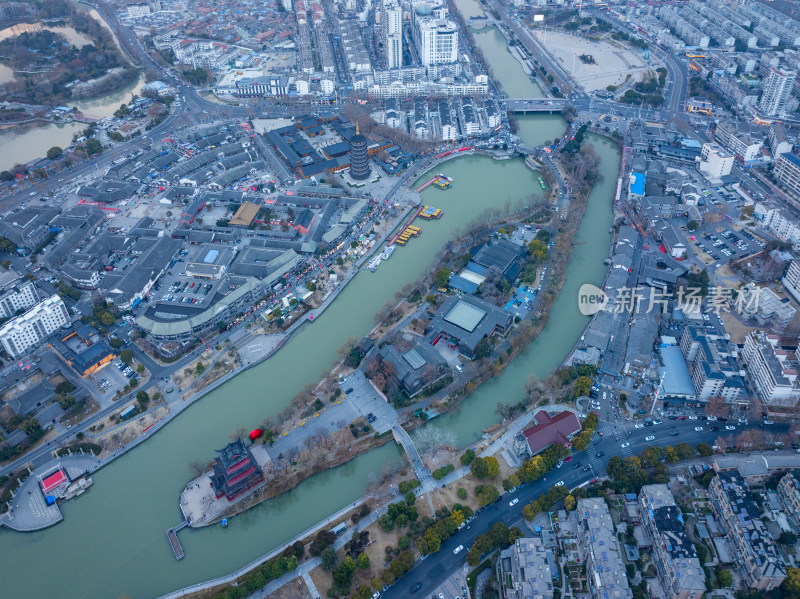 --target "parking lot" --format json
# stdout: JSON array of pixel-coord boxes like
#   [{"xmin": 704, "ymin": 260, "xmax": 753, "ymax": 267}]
[
  {"xmin": 688, "ymin": 224, "xmax": 766, "ymax": 269},
  {"xmin": 339, "ymin": 370, "xmax": 396, "ymax": 435}
]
